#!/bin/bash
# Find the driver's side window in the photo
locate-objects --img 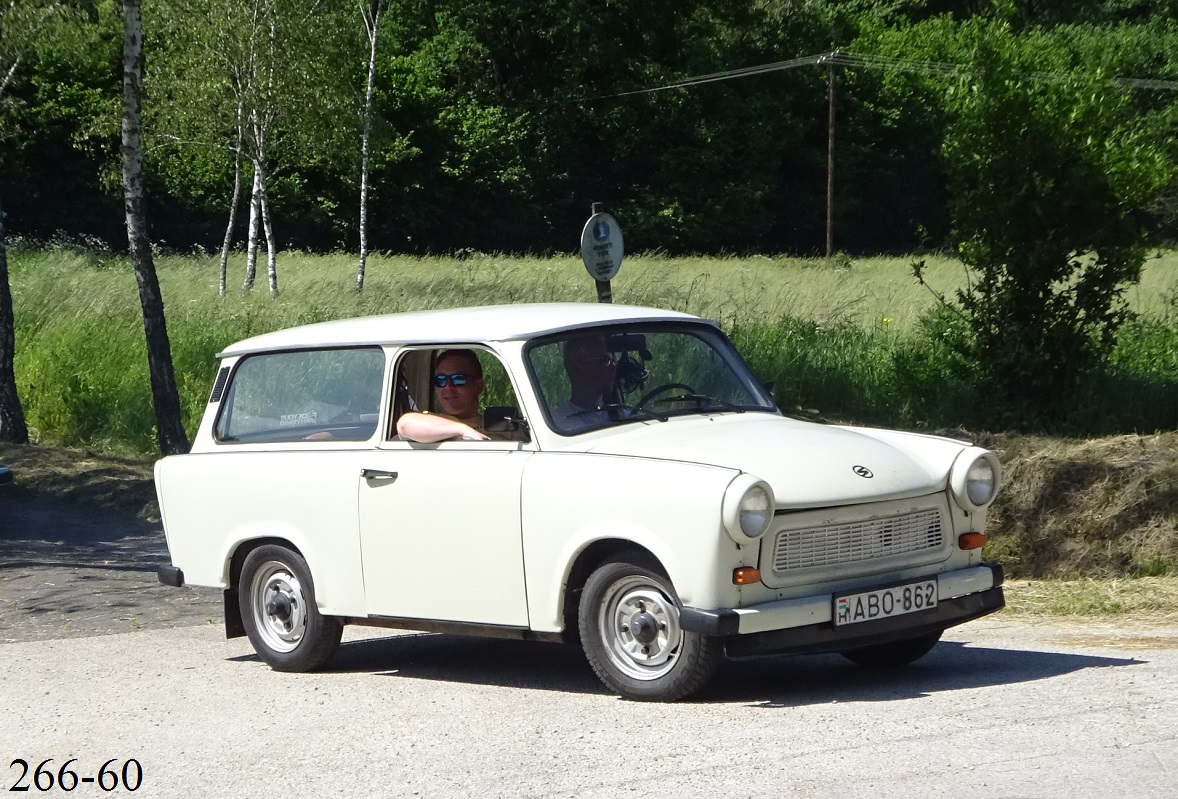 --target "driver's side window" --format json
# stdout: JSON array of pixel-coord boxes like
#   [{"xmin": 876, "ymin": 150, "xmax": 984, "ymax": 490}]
[{"xmin": 388, "ymin": 347, "xmax": 526, "ymax": 442}]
